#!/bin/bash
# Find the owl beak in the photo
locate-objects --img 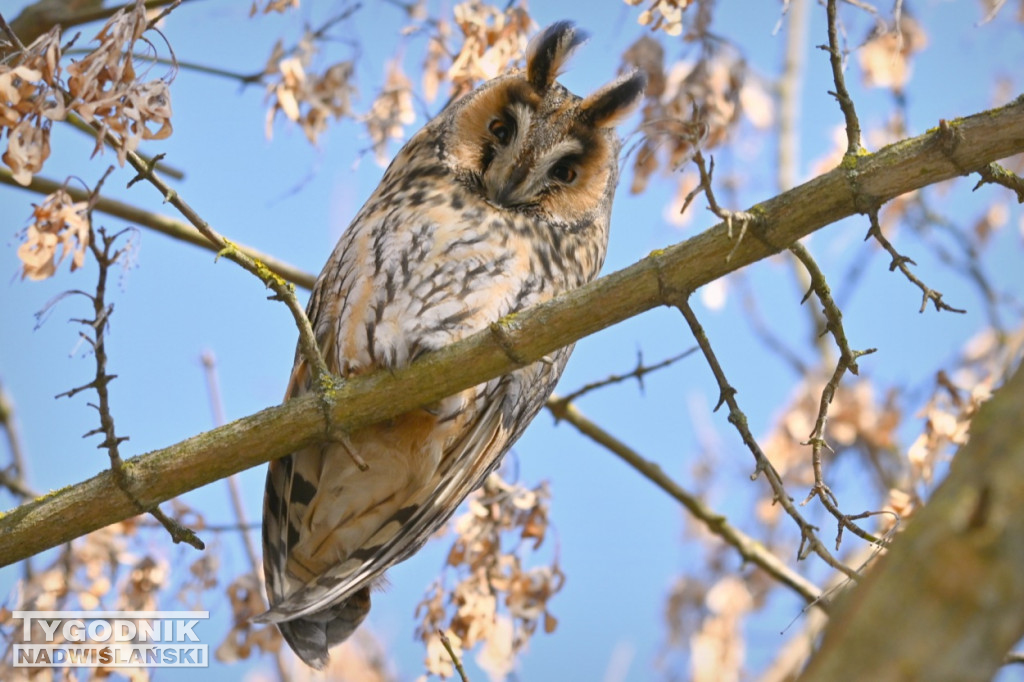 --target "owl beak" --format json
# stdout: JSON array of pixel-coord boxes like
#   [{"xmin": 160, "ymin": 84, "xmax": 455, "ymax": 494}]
[{"xmin": 490, "ymin": 164, "xmax": 532, "ymax": 208}]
